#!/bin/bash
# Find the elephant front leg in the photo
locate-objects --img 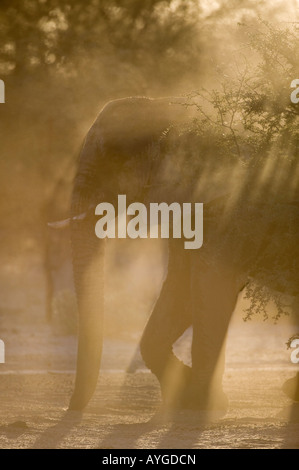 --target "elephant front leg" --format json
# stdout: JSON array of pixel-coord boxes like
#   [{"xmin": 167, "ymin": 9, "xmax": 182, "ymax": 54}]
[{"xmin": 185, "ymin": 261, "xmax": 240, "ymax": 411}]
